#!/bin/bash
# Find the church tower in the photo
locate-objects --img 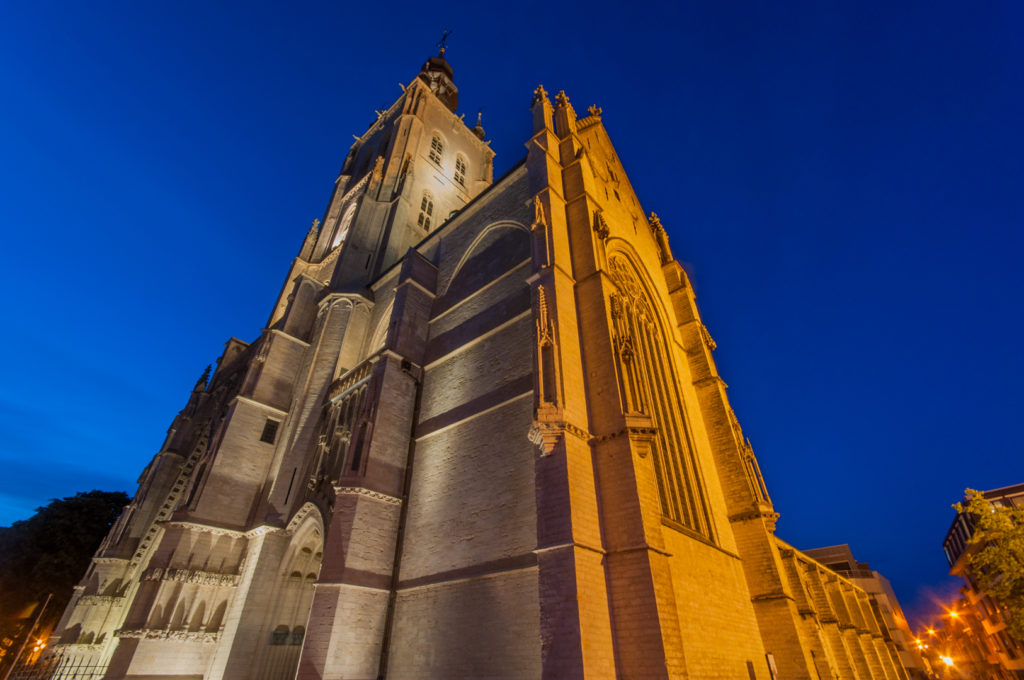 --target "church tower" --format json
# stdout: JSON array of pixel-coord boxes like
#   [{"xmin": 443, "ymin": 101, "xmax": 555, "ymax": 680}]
[{"xmin": 50, "ymin": 50, "xmax": 910, "ymax": 680}]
